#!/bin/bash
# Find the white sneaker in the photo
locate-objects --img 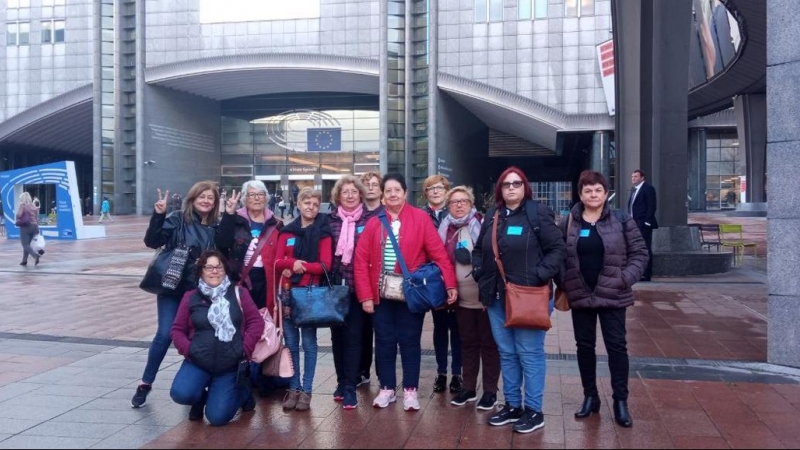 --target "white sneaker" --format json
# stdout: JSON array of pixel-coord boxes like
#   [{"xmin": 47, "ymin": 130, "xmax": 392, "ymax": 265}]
[
  {"xmin": 403, "ymin": 388, "xmax": 420, "ymax": 411},
  {"xmin": 373, "ymin": 389, "xmax": 396, "ymax": 408}
]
